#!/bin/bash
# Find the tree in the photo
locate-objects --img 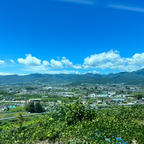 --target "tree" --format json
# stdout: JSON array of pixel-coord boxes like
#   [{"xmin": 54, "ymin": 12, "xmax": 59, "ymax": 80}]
[
  {"xmin": 35, "ymin": 102, "xmax": 44, "ymax": 113},
  {"xmin": 136, "ymin": 94, "xmax": 143, "ymax": 100},
  {"xmin": 25, "ymin": 101, "xmax": 45, "ymax": 113},
  {"xmin": 25, "ymin": 101, "xmax": 35, "ymax": 113}
]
